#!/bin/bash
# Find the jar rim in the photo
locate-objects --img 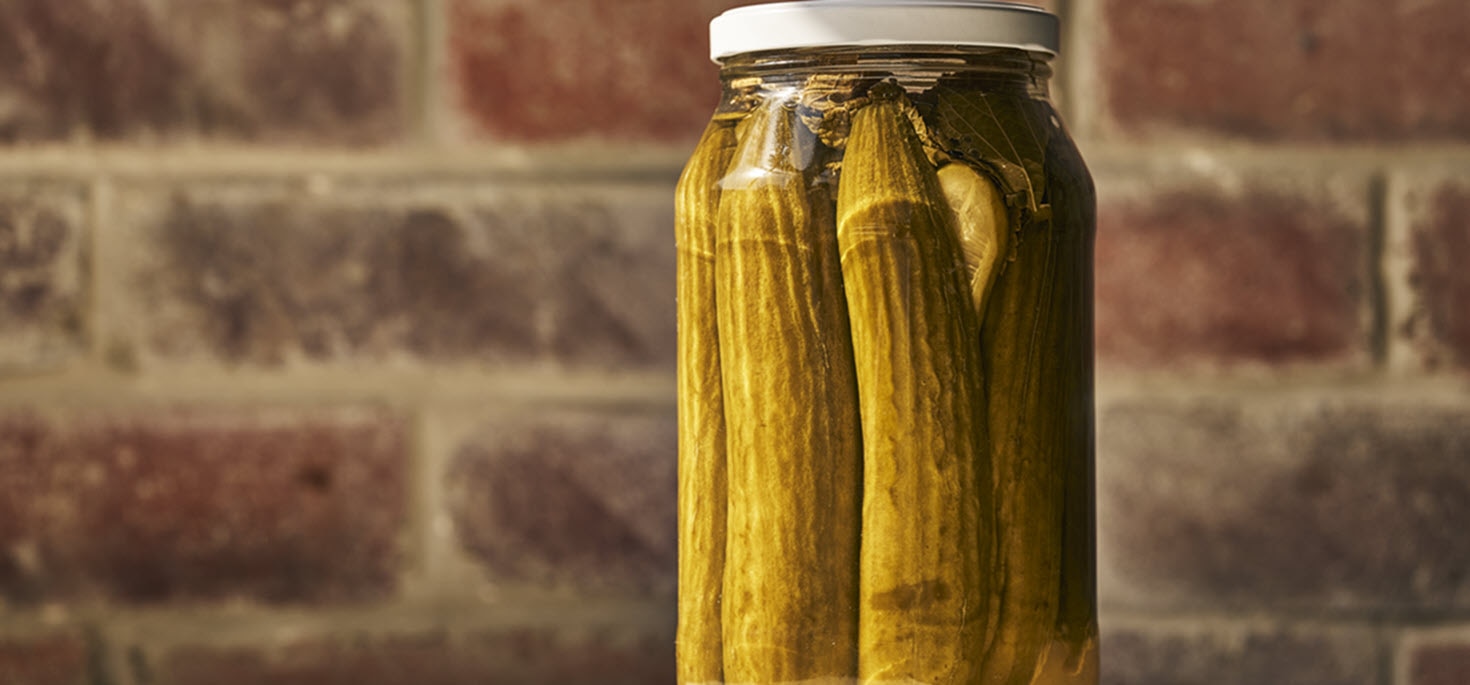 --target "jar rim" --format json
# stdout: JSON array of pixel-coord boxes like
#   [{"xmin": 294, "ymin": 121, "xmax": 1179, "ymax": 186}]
[{"xmin": 709, "ymin": 1, "xmax": 1060, "ymax": 63}]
